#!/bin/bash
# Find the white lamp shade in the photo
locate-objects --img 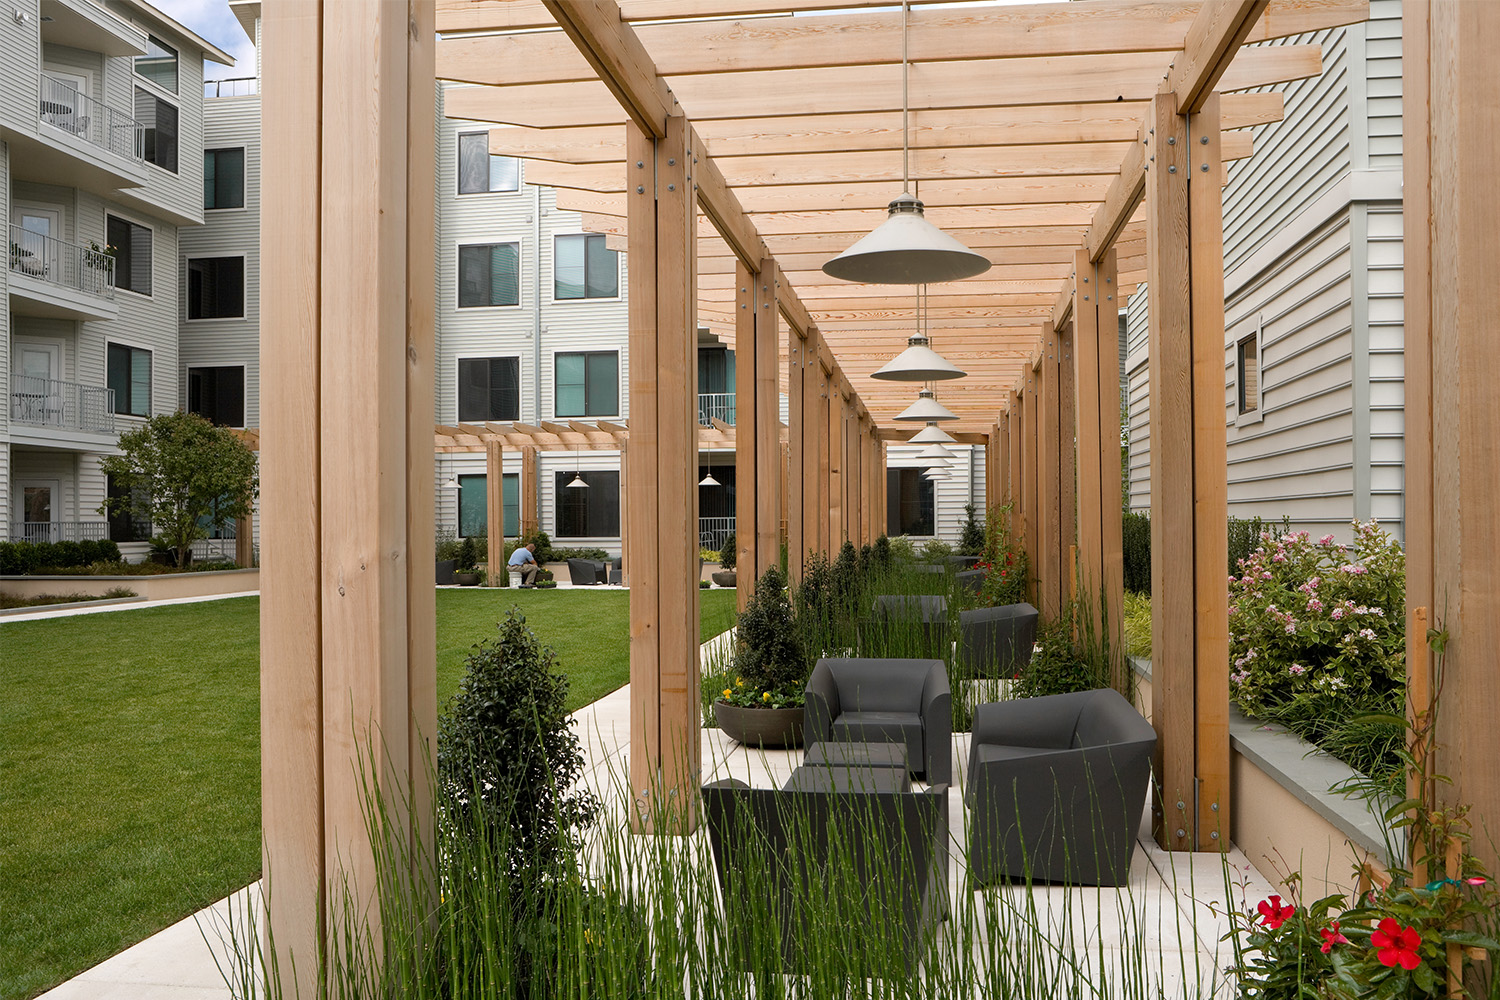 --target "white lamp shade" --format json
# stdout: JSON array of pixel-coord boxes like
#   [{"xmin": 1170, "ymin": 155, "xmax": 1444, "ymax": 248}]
[
  {"xmin": 441, "ymin": 476, "xmax": 461, "ymax": 490},
  {"xmin": 923, "ymin": 466, "xmax": 948, "ymax": 480},
  {"xmin": 917, "ymin": 442, "xmax": 955, "ymax": 462},
  {"xmin": 870, "ymin": 336, "xmax": 966, "ymax": 382},
  {"xmin": 566, "ymin": 473, "xmax": 589, "ymax": 488},
  {"xmin": 822, "ymin": 195, "xmax": 993, "ymax": 285},
  {"xmin": 699, "ymin": 472, "xmax": 721, "ymax": 487},
  {"xmin": 894, "ymin": 388, "xmax": 959, "ymax": 422},
  {"xmin": 909, "ymin": 422, "xmax": 955, "ymax": 444}
]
